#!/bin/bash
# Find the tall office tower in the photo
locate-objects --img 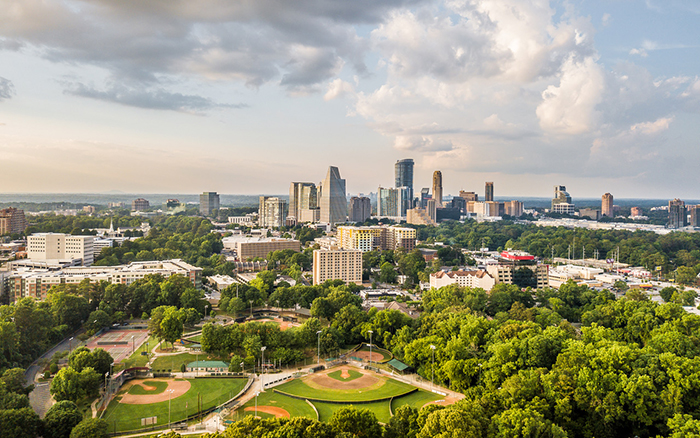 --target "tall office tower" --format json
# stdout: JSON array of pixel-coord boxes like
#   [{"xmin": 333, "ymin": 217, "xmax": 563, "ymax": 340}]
[
  {"xmin": 689, "ymin": 205, "xmax": 700, "ymax": 227},
  {"xmin": 420, "ymin": 188, "xmax": 431, "ymax": 208},
  {"xmin": 289, "ymin": 182, "xmax": 318, "ymax": 221},
  {"xmin": 432, "ymin": 171, "xmax": 443, "ymax": 207},
  {"xmin": 259, "ymin": 196, "xmax": 288, "ymax": 228},
  {"xmin": 551, "ymin": 186, "xmax": 575, "ymax": 214},
  {"xmin": 378, "ymin": 187, "xmax": 399, "ymax": 217},
  {"xmin": 199, "ymin": 192, "xmax": 220, "ymax": 216},
  {"xmin": 320, "ymin": 166, "xmax": 346, "ymax": 225},
  {"xmin": 485, "ymin": 182, "xmax": 494, "ymax": 202},
  {"xmin": 349, "ymin": 197, "xmax": 371, "ymax": 222},
  {"xmin": 395, "ymin": 159, "xmax": 414, "ymax": 204},
  {"xmin": 426, "ymin": 199, "xmax": 437, "ymax": 222},
  {"xmin": 131, "ymin": 198, "xmax": 150, "ymax": 211},
  {"xmin": 601, "ymin": 193, "xmax": 614, "ymax": 217},
  {"xmin": 668, "ymin": 198, "xmax": 687, "ymax": 229},
  {"xmin": 459, "ymin": 191, "xmax": 478, "ymax": 202}
]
